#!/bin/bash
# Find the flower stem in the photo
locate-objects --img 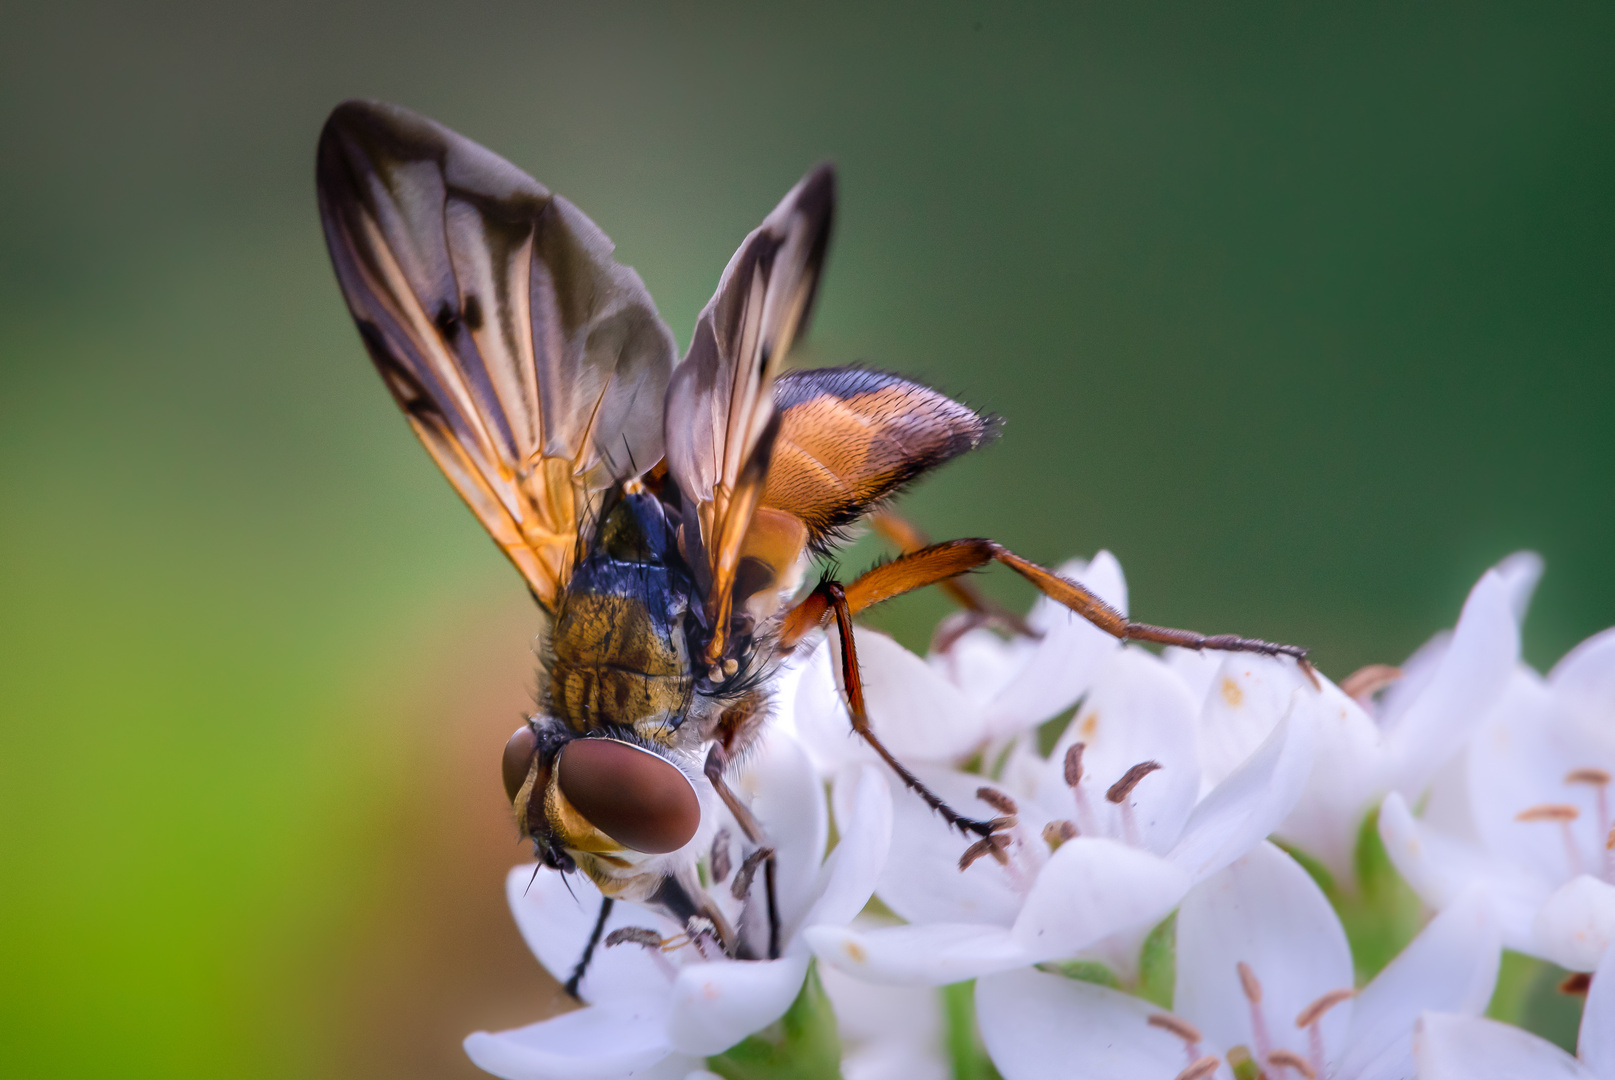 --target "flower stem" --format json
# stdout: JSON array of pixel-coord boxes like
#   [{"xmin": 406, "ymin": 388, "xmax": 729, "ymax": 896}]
[{"xmin": 942, "ymin": 981, "xmax": 1002, "ymax": 1080}]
